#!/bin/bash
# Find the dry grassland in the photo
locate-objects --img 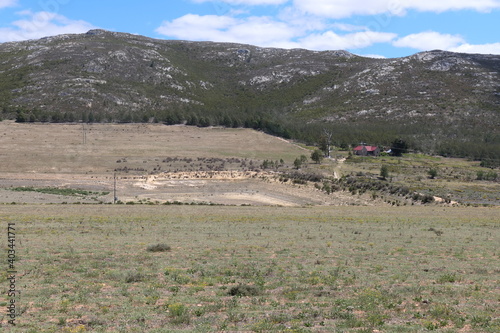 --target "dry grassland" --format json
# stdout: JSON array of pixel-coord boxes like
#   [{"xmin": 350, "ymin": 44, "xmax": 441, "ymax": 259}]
[
  {"xmin": 1, "ymin": 122, "xmax": 340, "ymax": 206},
  {"xmin": 0, "ymin": 205, "xmax": 498, "ymax": 332}
]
